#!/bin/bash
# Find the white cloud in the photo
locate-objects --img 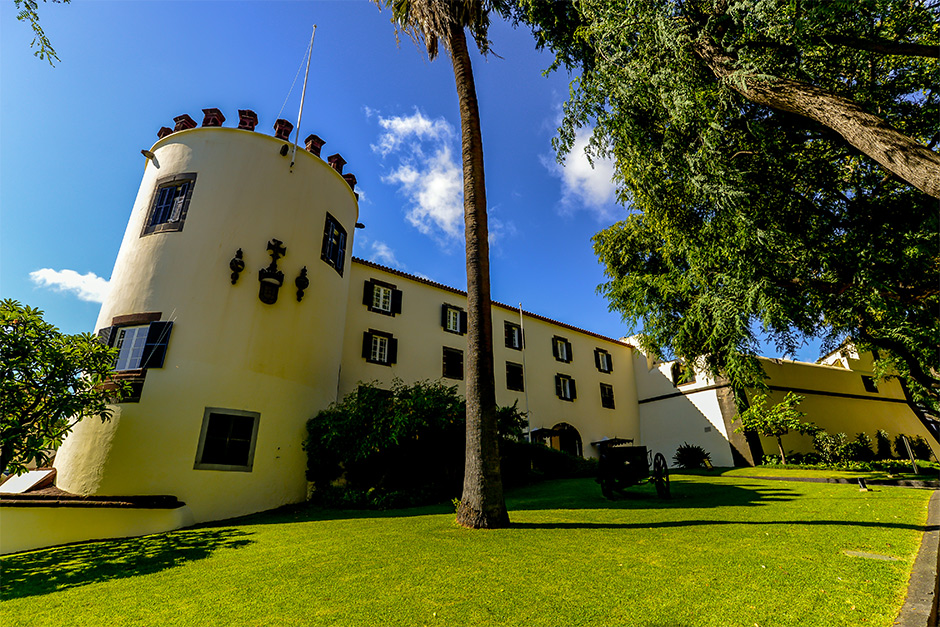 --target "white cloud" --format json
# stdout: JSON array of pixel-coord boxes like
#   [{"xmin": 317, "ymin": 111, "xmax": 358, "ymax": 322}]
[
  {"xmin": 370, "ymin": 109, "xmax": 464, "ymax": 242},
  {"xmin": 29, "ymin": 268, "xmax": 110, "ymax": 303},
  {"xmin": 543, "ymin": 126, "xmax": 618, "ymax": 219},
  {"xmin": 371, "ymin": 109, "xmax": 453, "ymax": 157},
  {"xmin": 369, "ymin": 241, "xmax": 400, "ymax": 267}
]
